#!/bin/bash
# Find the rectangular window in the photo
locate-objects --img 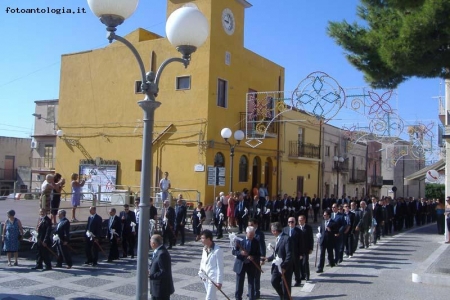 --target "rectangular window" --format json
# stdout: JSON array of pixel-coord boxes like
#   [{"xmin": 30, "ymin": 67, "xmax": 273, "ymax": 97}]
[
  {"xmin": 176, "ymin": 76, "xmax": 191, "ymax": 90},
  {"xmin": 334, "ymin": 145, "xmax": 338, "ymax": 156},
  {"xmin": 325, "ymin": 146, "xmax": 330, "ymax": 157},
  {"xmin": 135, "ymin": 80, "xmax": 143, "ymax": 94},
  {"xmin": 44, "ymin": 145, "xmax": 54, "ymax": 168},
  {"xmin": 46, "ymin": 105, "xmax": 55, "ymax": 123},
  {"xmin": 217, "ymin": 79, "xmax": 228, "ymax": 108},
  {"xmin": 135, "ymin": 160, "xmax": 142, "ymax": 172}
]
